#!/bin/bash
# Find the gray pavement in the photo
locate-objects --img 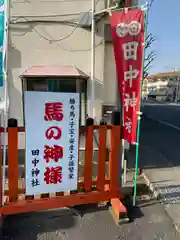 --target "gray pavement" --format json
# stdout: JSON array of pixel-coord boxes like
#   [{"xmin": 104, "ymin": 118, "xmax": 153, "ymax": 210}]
[
  {"xmin": 3, "ymin": 102, "xmax": 180, "ymax": 239},
  {"xmin": 130, "ymin": 113, "xmax": 180, "ymax": 232},
  {"xmin": 2, "ymin": 197, "xmax": 180, "ymax": 240},
  {"xmin": 2, "ymin": 115, "xmax": 180, "ymax": 239}
]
